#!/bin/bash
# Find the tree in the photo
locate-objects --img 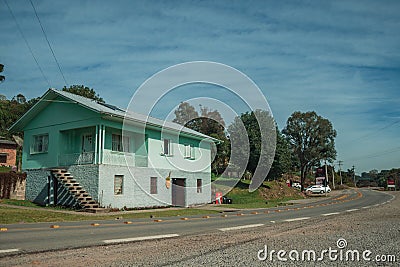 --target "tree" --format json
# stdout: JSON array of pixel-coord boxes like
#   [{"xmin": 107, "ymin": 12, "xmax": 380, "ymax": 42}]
[
  {"xmin": 267, "ymin": 128, "xmax": 292, "ymax": 180},
  {"xmin": 62, "ymin": 85, "xmax": 104, "ymax": 103},
  {"xmin": 0, "ymin": 94, "xmax": 39, "ymax": 139},
  {"xmin": 283, "ymin": 111, "xmax": 337, "ymax": 190},
  {"xmin": 172, "ymin": 102, "xmax": 230, "ymax": 175},
  {"xmin": 228, "ymin": 109, "xmax": 276, "ymax": 180},
  {"xmin": 172, "ymin": 102, "xmax": 199, "ymax": 130}
]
